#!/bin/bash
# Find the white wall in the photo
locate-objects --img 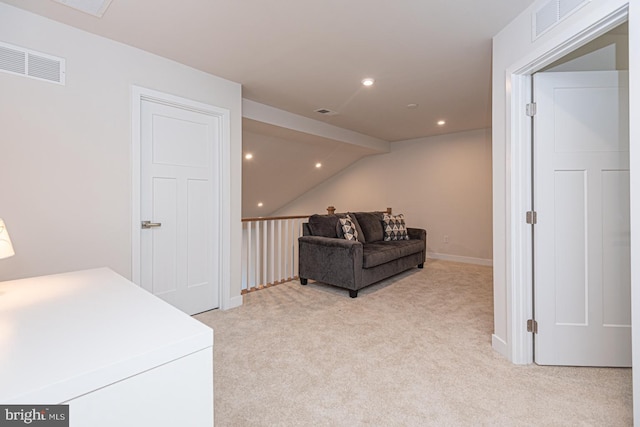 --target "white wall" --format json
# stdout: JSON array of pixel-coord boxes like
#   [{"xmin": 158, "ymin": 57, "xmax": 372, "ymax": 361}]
[
  {"xmin": 544, "ymin": 32, "xmax": 628, "ymax": 71},
  {"xmin": 629, "ymin": 3, "xmax": 640, "ymax": 423},
  {"xmin": 274, "ymin": 129, "xmax": 493, "ymax": 264},
  {"xmin": 0, "ymin": 3, "xmax": 243, "ymax": 306},
  {"xmin": 492, "ymin": 0, "xmax": 636, "ymax": 372}
]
